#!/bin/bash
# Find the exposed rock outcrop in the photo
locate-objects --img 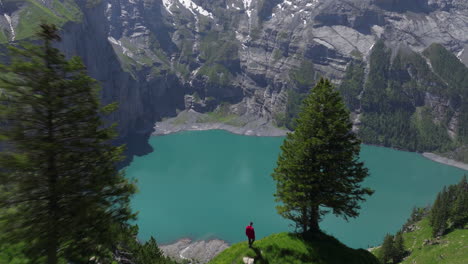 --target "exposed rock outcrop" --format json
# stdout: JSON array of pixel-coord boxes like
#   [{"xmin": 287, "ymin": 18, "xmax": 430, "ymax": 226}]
[{"xmin": 1, "ymin": 0, "xmax": 467, "ymax": 163}]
